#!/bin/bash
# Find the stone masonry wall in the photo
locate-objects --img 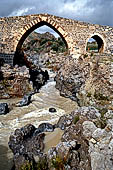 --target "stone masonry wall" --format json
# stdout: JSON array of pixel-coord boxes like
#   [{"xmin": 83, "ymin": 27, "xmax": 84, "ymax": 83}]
[{"xmin": 0, "ymin": 13, "xmax": 113, "ymax": 60}]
